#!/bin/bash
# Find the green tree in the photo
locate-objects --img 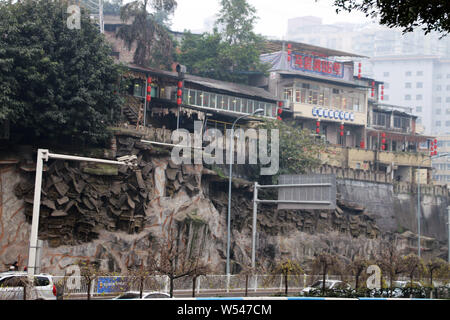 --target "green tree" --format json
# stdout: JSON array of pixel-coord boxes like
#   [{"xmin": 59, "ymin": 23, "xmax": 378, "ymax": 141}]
[
  {"xmin": 258, "ymin": 120, "xmax": 324, "ymax": 182},
  {"xmin": 177, "ymin": 0, "xmax": 269, "ymax": 84},
  {"xmin": 117, "ymin": 0, "xmax": 177, "ymax": 68},
  {"xmin": 0, "ymin": 0, "xmax": 123, "ymax": 145},
  {"xmin": 333, "ymin": 0, "xmax": 450, "ymax": 35},
  {"xmin": 424, "ymin": 258, "xmax": 449, "ymax": 287},
  {"xmin": 271, "ymin": 259, "xmax": 304, "ymax": 296}
]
